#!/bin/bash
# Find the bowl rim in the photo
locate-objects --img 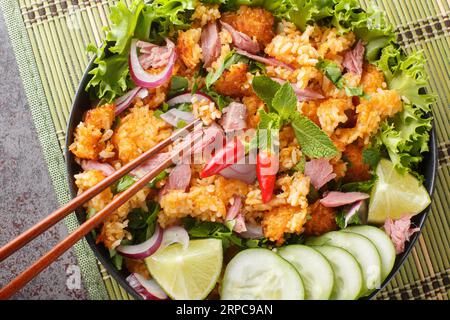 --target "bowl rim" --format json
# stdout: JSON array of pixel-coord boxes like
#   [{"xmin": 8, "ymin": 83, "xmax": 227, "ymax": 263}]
[{"xmin": 64, "ymin": 56, "xmax": 438, "ymax": 301}]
